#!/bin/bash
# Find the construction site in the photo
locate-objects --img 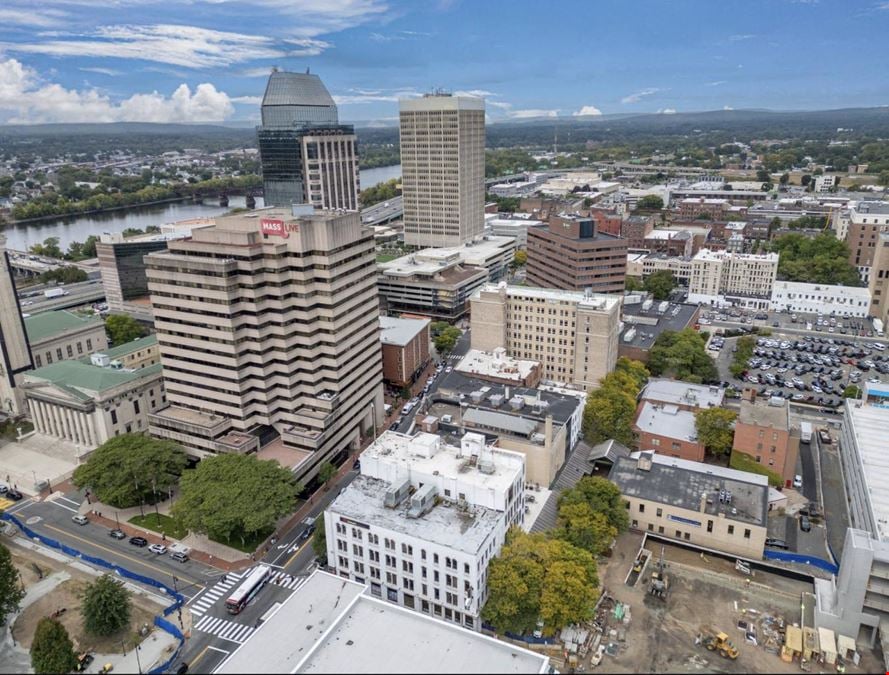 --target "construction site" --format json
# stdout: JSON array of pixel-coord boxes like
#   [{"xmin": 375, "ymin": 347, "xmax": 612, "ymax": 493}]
[{"xmin": 536, "ymin": 532, "xmax": 884, "ymax": 674}]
